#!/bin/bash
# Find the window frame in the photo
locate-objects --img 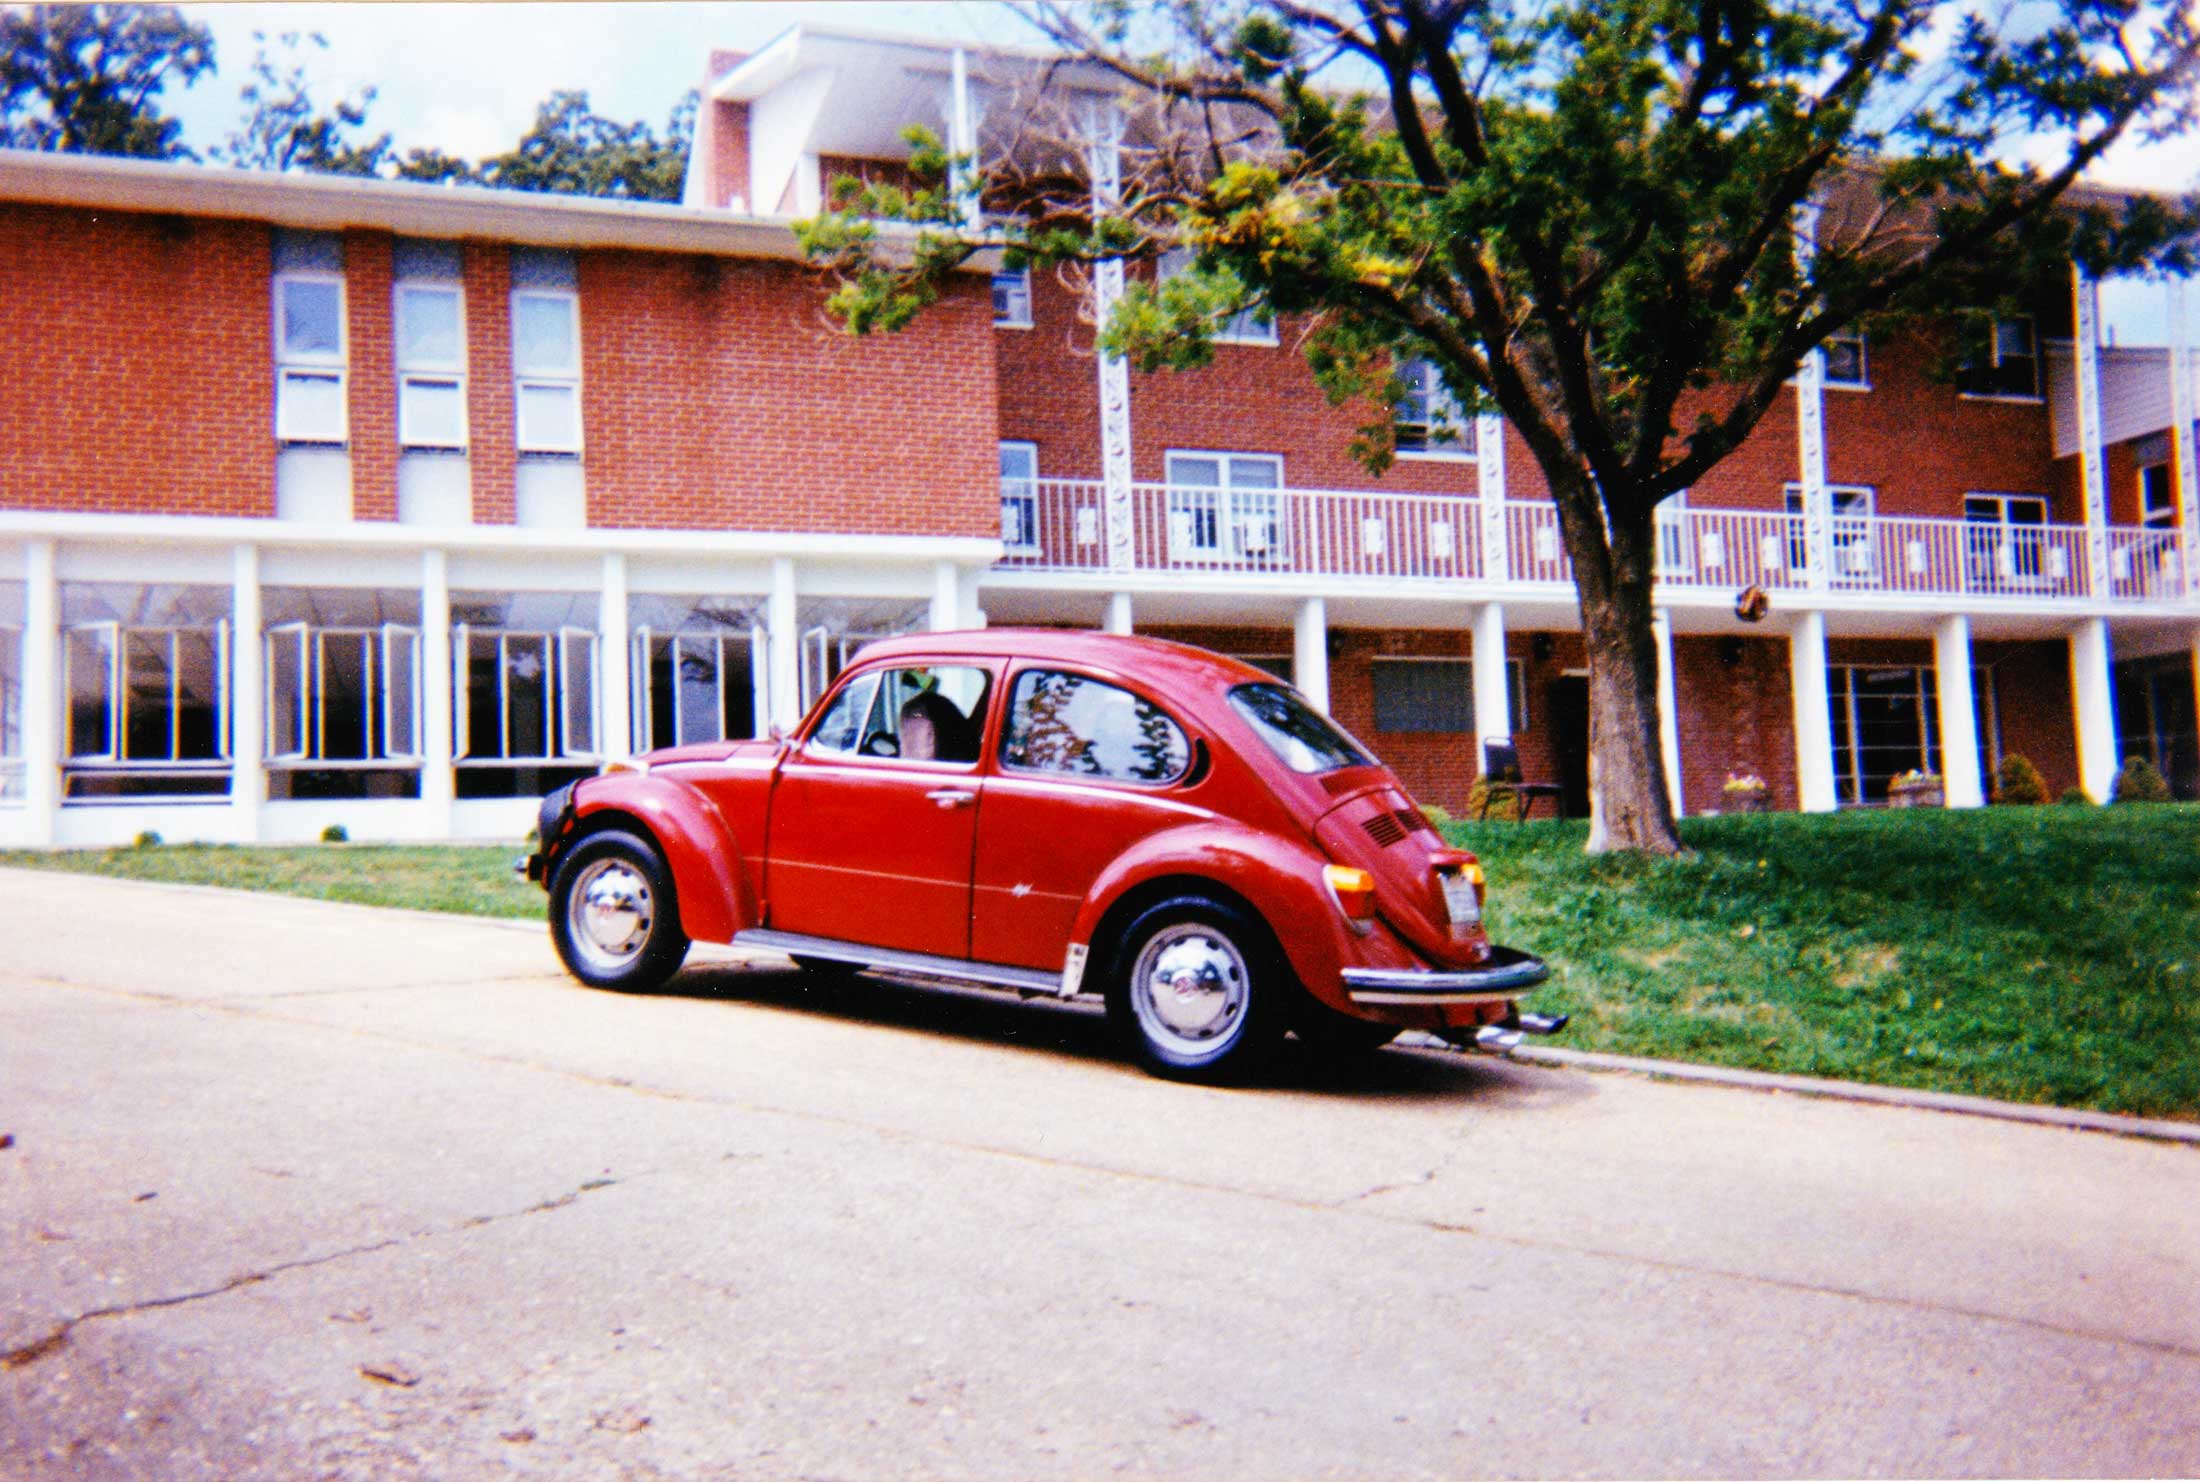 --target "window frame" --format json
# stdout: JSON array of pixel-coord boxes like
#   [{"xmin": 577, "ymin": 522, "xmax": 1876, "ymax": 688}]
[
  {"xmin": 452, "ymin": 622, "xmax": 599, "ymax": 765},
  {"xmin": 63, "ymin": 619, "xmax": 232, "ymax": 768},
  {"xmin": 0, "ymin": 623, "xmax": 22, "ymax": 799},
  {"xmin": 265, "ymin": 621, "xmax": 424, "ymax": 766},
  {"xmin": 1783, "ymin": 483, "xmax": 1878, "ymax": 580},
  {"xmin": 394, "ymin": 280, "xmax": 468, "ymax": 451},
  {"xmin": 510, "ymin": 287, "xmax": 583, "ymax": 454},
  {"xmin": 1157, "ymin": 248, "xmax": 1279, "ymax": 347},
  {"xmin": 2139, "ymin": 459, "xmax": 2177, "ymax": 530},
  {"xmin": 1364, "ymin": 655, "xmax": 1530, "ymax": 735},
  {"xmin": 1958, "ymin": 315, "xmax": 2043, "ymax": 402},
  {"xmin": 999, "ymin": 440, "xmax": 1041, "ymax": 554},
  {"xmin": 1394, "ymin": 356, "xmax": 1476, "ymax": 459},
  {"xmin": 1162, "ymin": 449, "xmax": 1287, "ymax": 563},
  {"xmin": 991, "ymin": 268, "xmax": 1033, "ymax": 329},
  {"xmin": 631, "ymin": 624, "xmax": 767, "ymax": 752},
  {"xmin": 273, "ymin": 268, "xmax": 349, "ymax": 446},
  {"xmin": 1821, "ymin": 327, "xmax": 1870, "ymax": 391}
]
